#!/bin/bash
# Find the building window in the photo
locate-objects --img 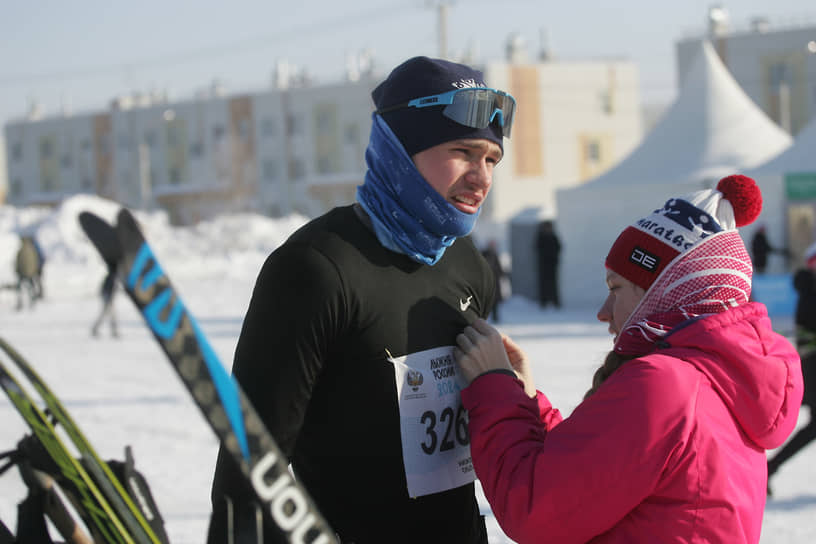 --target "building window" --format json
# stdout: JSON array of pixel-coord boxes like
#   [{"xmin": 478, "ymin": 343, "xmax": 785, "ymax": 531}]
[
  {"xmin": 316, "ymin": 110, "xmax": 333, "ymax": 131},
  {"xmin": 599, "ymin": 91, "xmax": 614, "ymax": 114},
  {"xmin": 144, "ymin": 130, "xmax": 157, "ymax": 148},
  {"xmin": 316, "ymin": 156, "xmax": 333, "ymax": 174},
  {"xmin": 344, "ymin": 123, "xmax": 360, "ymax": 144},
  {"xmin": 81, "ymin": 177, "xmax": 93, "ymax": 190},
  {"xmin": 167, "ymin": 128, "xmax": 179, "ymax": 147},
  {"xmin": 99, "ymin": 134, "xmax": 112, "ymax": 155},
  {"xmin": 41, "ymin": 173, "xmax": 57, "ymax": 192},
  {"xmin": 586, "ymin": 140, "xmax": 601, "ymax": 164},
  {"xmin": 40, "ymin": 139, "xmax": 54, "ymax": 159},
  {"xmin": 237, "ymin": 119, "xmax": 251, "ymax": 142},
  {"xmin": 169, "ymin": 168, "xmax": 182, "ymax": 184},
  {"xmin": 190, "ymin": 141, "xmax": 204, "ymax": 157},
  {"xmin": 118, "ymin": 132, "xmax": 131, "ymax": 148},
  {"xmin": 81, "ymin": 139, "xmax": 91, "ymax": 151},
  {"xmin": 11, "ymin": 142, "xmax": 22, "ymax": 161},
  {"xmin": 213, "ymin": 125, "xmax": 226, "ymax": 142},
  {"xmin": 261, "ymin": 118, "xmax": 277, "ymax": 139},
  {"xmin": 11, "ymin": 178, "xmax": 22, "ymax": 197},
  {"xmin": 769, "ymin": 62, "xmax": 792, "ymax": 88},
  {"xmin": 262, "ymin": 159, "xmax": 278, "ymax": 181},
  {"xmin": 286, "ymin": 114, "xmax": 302, "ymax": 137},
  {"xmin": 61, "ymin": 154, "xmax": 72, "ymax": 169},
  {"xmin": 288, "ymin": 158, "xmax": 305, "ymax": 180}
]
